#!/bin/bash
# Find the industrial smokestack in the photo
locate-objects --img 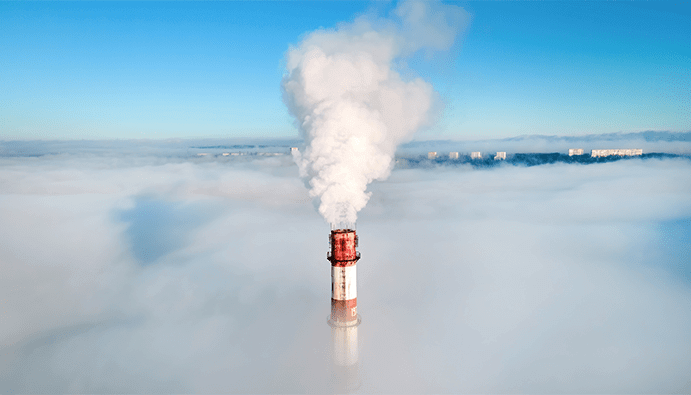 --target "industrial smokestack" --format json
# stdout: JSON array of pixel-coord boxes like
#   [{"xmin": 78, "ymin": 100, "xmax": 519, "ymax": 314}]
[
  {"xmin": 328, "ymin": 228, "xmax": 361, "ymax": 392},
  {"xmin": 282, "ymin": 2, "xmax": 469, "ymax": 391},
  {"xmin": 328, "ymin": 228, "xmax": 360, "ymax": 324}
]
